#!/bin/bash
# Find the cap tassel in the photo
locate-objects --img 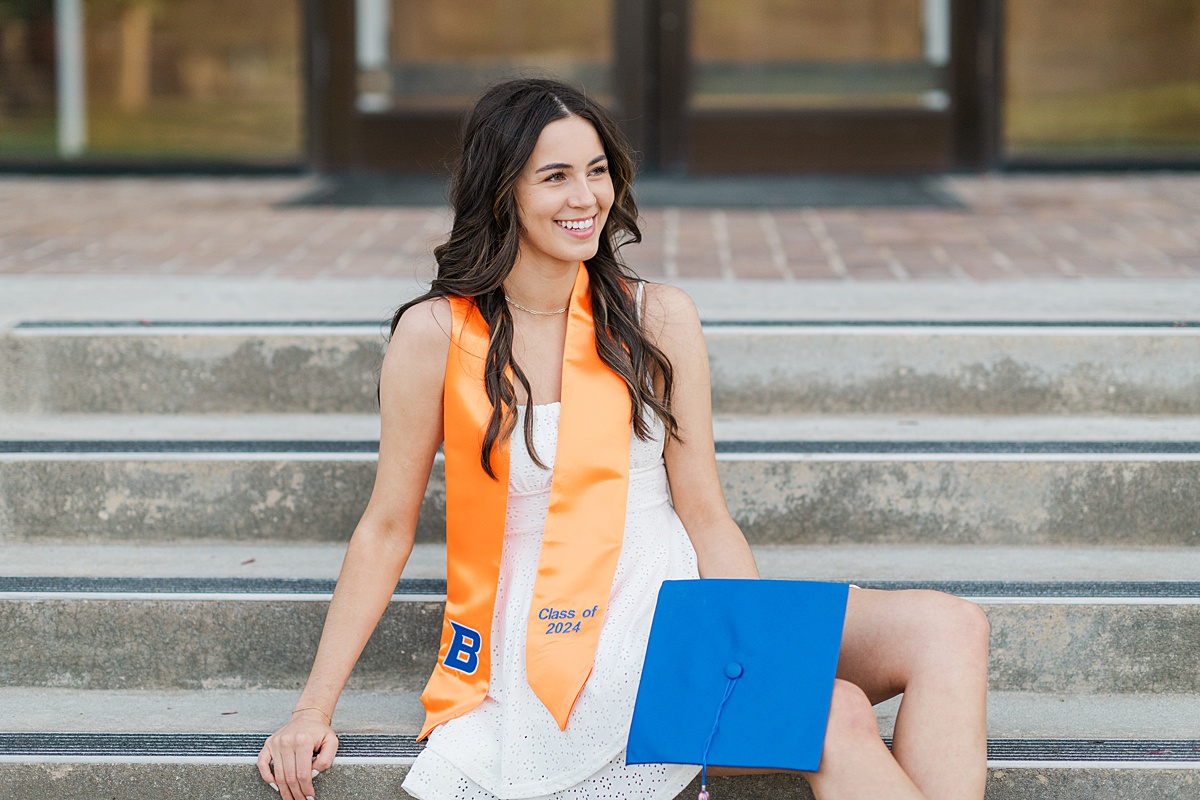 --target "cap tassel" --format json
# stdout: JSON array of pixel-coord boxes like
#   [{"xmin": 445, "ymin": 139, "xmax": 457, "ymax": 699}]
[{"xmin": 699, "ymin": 662, "xmax": 743, "ymax": 799}]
